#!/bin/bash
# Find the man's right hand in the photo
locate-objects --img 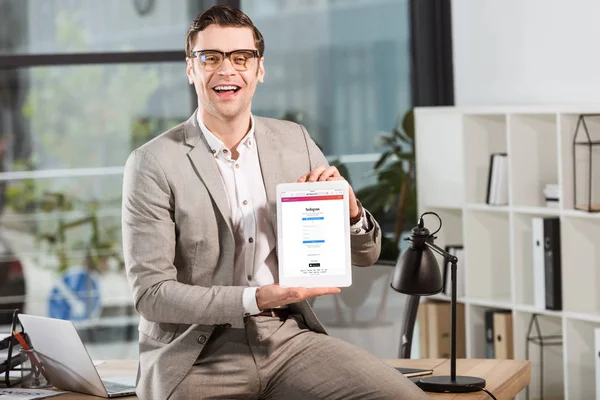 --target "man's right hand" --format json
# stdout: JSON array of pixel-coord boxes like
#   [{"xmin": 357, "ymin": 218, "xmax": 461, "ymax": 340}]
[{"xmin": 255, "ymin": 284, "xmax": 340, "ymax": 310}]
